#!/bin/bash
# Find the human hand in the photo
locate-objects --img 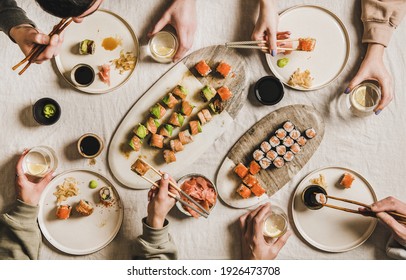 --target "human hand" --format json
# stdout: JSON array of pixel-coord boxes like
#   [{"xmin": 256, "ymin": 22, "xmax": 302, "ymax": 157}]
[
  {"xmin": 239, "ymin": 202, "xmax": 291, "ymax": 260},
  {"xmin": 9, "ymin": 24, "xmax": 64, "ymax": 64},
  {"xmin": 15, "ymin": 149, "xmax": 54, "ymax": 206},
  {"xmin": 345, "ymin": 43, "xmax": 393, "ymax": 115},
  {"xmin": 148, "ymin": 0, "xmax": 197, "ymax": 62},
  {"xmin": 146, "ymin": 173, "xmax": 178, "ymax": 229}
]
